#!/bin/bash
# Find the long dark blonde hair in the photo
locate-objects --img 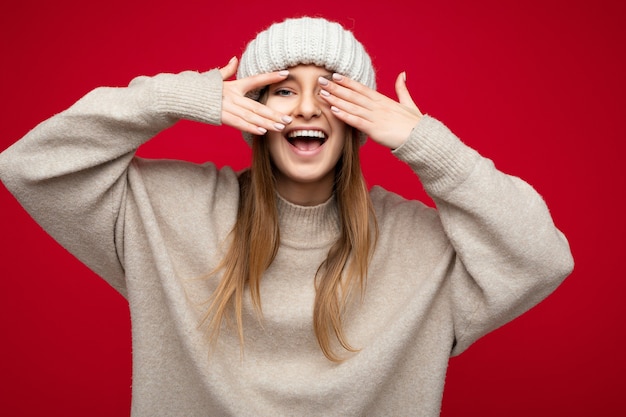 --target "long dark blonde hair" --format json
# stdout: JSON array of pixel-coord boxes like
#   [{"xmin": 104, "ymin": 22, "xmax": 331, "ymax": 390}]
[{"xmin": 200, "ymin": 127, "xmax": 378, "ymax": 362}]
